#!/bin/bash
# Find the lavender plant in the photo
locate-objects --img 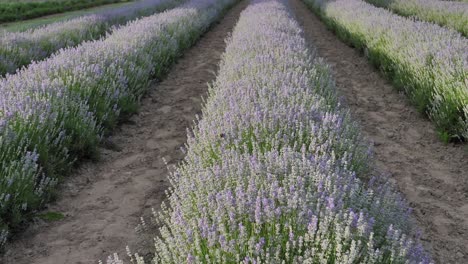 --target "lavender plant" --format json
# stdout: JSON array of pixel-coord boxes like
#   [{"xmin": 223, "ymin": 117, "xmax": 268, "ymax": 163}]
[
  {"xmin": 364, "ymin": 0, "xmax": 468, "ymax": 37},
  {"xmin": 303, "ymin": 0, "xmax": 468, "ymax": 141},
  {"xmin": 0, "ymin": 0, "xmax": 238, "ymax": 247},
  {"xmin": 0, "ymin": 0, "xmax": 184, "ymax": 76},
  {"xmin": 137, "ymin": 0, "xmax": 432, "ymax": 263}
]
